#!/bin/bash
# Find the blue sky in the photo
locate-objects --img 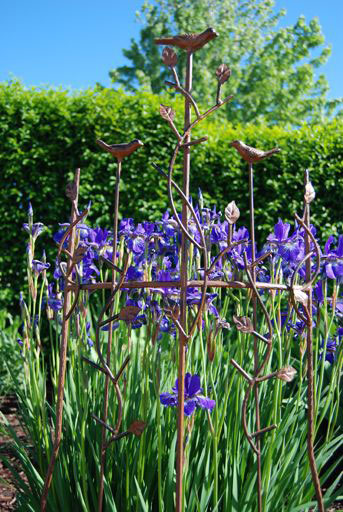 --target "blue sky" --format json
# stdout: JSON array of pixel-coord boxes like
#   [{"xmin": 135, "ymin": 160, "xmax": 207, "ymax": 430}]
[{"xmin": 1, "ymin": 0, "xmax": 342, "ymax": 100}]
